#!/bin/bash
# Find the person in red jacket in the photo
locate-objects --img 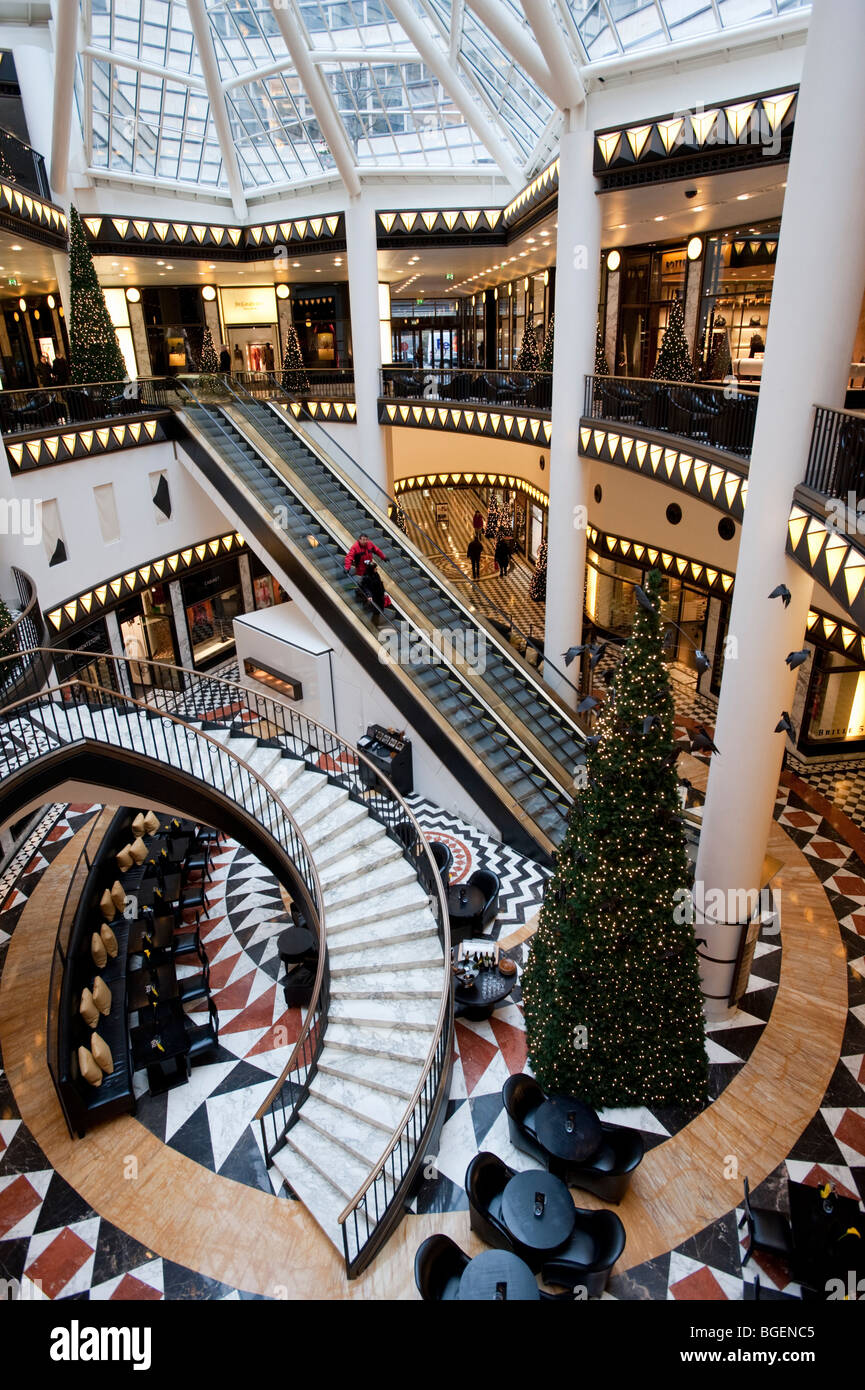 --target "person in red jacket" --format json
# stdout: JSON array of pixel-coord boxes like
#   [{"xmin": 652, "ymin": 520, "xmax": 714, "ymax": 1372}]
[{"xmin": 344, "ymin": 533, "xmax": 384, "ymax": 578}]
